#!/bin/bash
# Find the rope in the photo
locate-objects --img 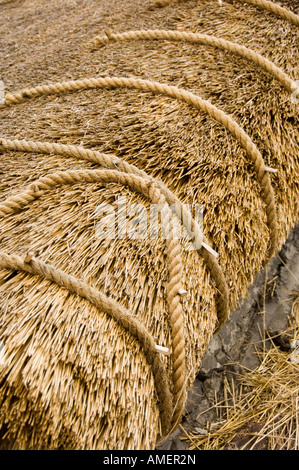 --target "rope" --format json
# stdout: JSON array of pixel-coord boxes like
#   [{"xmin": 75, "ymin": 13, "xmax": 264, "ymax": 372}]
[
  {"xmin": 0, "ymin": 138, "xmax": 205, "ymax": 249},
  {"xmin": 151, "ymin": 0, "xmax": 299, "ymax": 27},
  {"xmin": 234, "ymin": 0, "xmax": 299, "ymax": 26},
  {"xmin": 4, "ymin": 76, "xmax": 279, "ymax": 258},
  {"xmin": 93, "ymin": 29, "xmax": 296, "ymax": 94},
  {"xmin": 0, "ymin": 137, "xmax": 230, "ymax": 332},
  {"xmin": 0, "ymin": 168, "xmax": 190, "ymax": 429},
  {"xmin": 0, "ymin": 0, "xmax": 294, "ymax": 444},
  {"xmin": 0, "ymin": 0, "xmax": 17, "ymax": 4},
  {"xmin": 0, "ymin": 250, "xmax": 173, "ymax": 434}
]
